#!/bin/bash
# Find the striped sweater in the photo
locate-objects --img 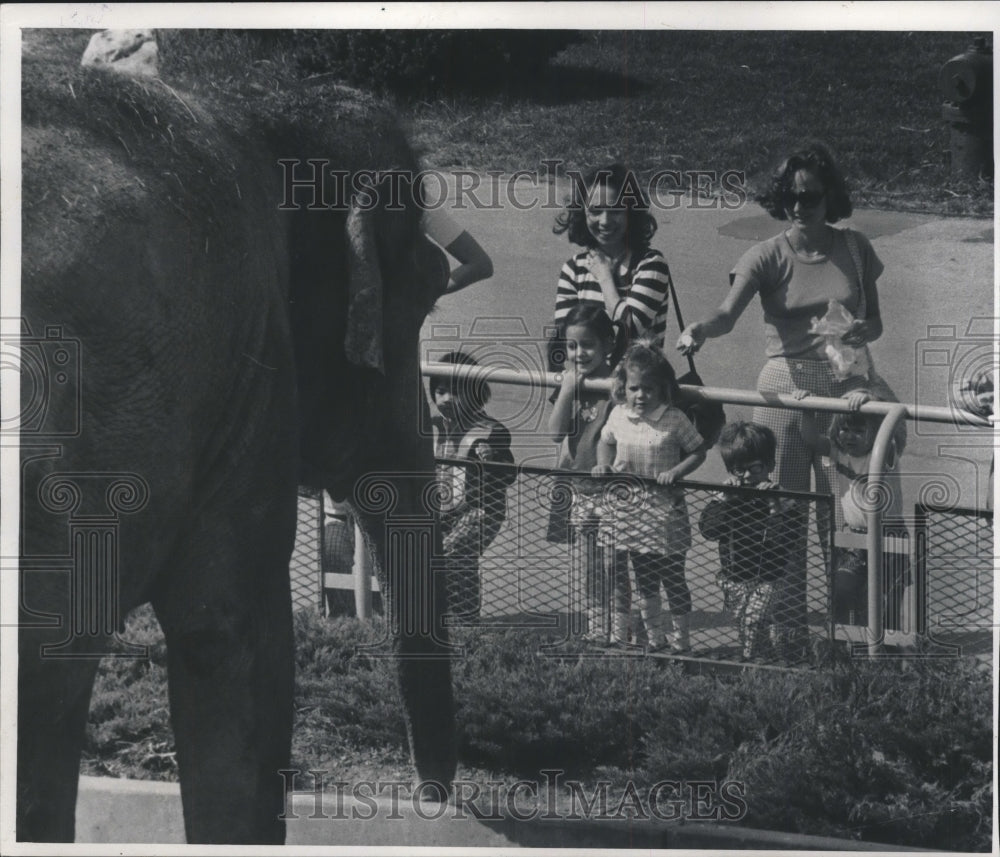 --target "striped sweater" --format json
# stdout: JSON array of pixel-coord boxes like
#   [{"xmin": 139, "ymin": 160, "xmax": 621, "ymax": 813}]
[{"xmin": 553, "ymin": 248, "xmax": 673, "ymax": 342}]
